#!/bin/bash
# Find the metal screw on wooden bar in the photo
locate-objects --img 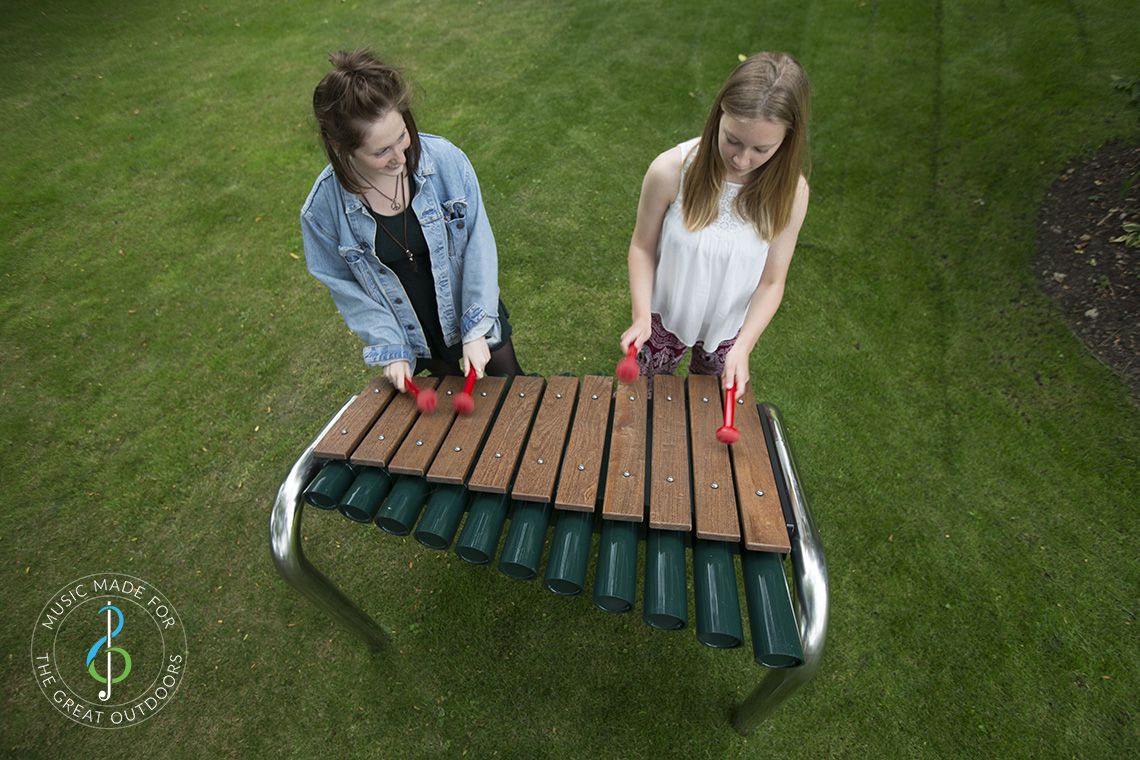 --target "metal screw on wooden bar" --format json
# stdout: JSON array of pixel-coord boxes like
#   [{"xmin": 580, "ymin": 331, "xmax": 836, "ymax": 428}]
[
  {"xmin": 666, "ymin": 395, "xmax": 673, "ymax": 401},
  {"xmin": 592, "ymin": 394, "xmax": 599, "ymax": 400},
  {"xmin": 703, "ymin": 397, "xmax": 709, "ymax": 403},
  {"xmin": 340, "ymin": 428, "xmax": 348, "ymax": 435},
  {"xmin": 756, "ymin": 490, "xmax": 764, "ymax": 497},
  {"xmin": 416, "ymin": 440, "xmax": 423, "ymax": 446},
  {"xmin": 453, "ymin": 447, "xmax": 461, "ymax": 452},
  {"xmin": 711, "ymin": 482, "xmax": 719, "ymax": 489},
  {"xmin": 577, "ymin": 464, "xmax": 585, "ymax": 471},
  {"xmin": 378, "ymin": 434, "xmax": 386, "ymax": 441},
  {"xmin": 494, "ymin": 452, "xmax": 502, "ymax": 458},
  {"xmin": 537, "ymin": 458, "xmax": 545, "ymax": 465},
  {"xmin": 666, "ymin": 476, "xmax": 674, "ymax": 483},
  {"xmin": 480, "ymin": 391, "xmax": 487, "ymax": 397},
  {"xmin": 623, "ymin": 471, "xmax": 631, "ymax": 478},
  {"xmin": 628, "ymin": 395, "xmax": 635, "ymax": 401},
  {"xmin": 556, "ymin": 393, "xmax": 562, "ymax": 399}
]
